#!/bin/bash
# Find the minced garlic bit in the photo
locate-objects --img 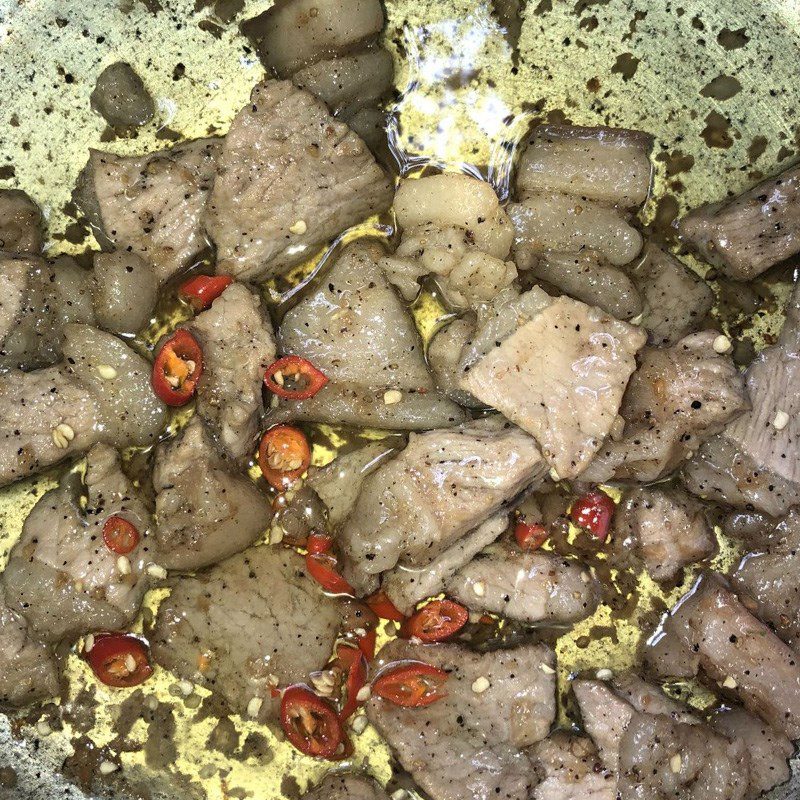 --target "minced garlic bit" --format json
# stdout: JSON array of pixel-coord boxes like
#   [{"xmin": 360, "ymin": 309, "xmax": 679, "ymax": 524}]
[
  {"xmin": 472, "ymin": 581, "xmax": 486, "ymax": 597},
  {"xmin": 146, "ymin": 563, "xmax": 168, "ymax": 580},
  {"xmin": 145, "ymin": 695, "xmax": 159, "ymax": 711},
  {"xmin": 383, "ymin": 389, "xmax": 403, "ymax": 405},
  {"xmin": 36, "ymin": 719, "xmax": 52, "ymax": 737},
  {"xmin": 178, "ymin": 679, "xmax": 194, "ymax": 697},
  {"xmin": 540, "ymin": 663, "xmax": 556, "ymax": 675},
  {"xmin": 712, "ymin": 334, "xmax": 732, "ymax": 354},
  {"xmin": 356, "ymin": 685, "xmax": 372, "ymax": 702},
  {"xmin": 273, "ymin": 370, "xmax": 285, "ymax": 386},
  {"xmin": 580, "ymin": 571, "xmax": 591, "ymax": 584},
  {"xmin": 548, "ymin": 466, "xmax": 560, "ymax": 482},
  {"xmin": 670, "ymin": 753, "xmax": 682, "ymax": 774},
  {"xmin": 471, "ymin": 676, "xmax": 490, "ymax": 694},
  {"xmin": 722, "ymin": 675, "xmax": 738, "ymax": 689},
  {"xmin": 124, "ymin": 653, "xmax": 137, "ymax": 673},
  {"xmin": 246, "ymin": 696, "xmax": 263, "ymax": 719},
  {"xmin": 269, "ymin": 523, "xmax": 285, "ymax": 545},
  {"xmin": 51, "ymin": 422, "xmax": 75, "ymax": 449},
  {"xmin": 351, "ymin": 714, "xmax": 369, "ymax": 735},
  {"xmin": 96, "ymin": 364, "xmax": 118, "ymax": 380},
  {"xmin": 267, "ymin": 674, "xmax": 279, "ymax": 688},
  {"xmin": 773, "ymin": 410, "xmax": 790, "ymax": 430},
  {"xmin": 312, "ymin": 670, "xmax": 336, "ymax": 697},
  {"xmin": 99, "ymin": 760, "xmax": 119, "ymax": 775},
  {"xmin": 116, "ymin": 555, "xmax": 132, "ymax": 576},
  {"xmin": 289, "ymin": 220, "xmax": 308, "ymax": 235},
  {"xmin": 391, "ymin": 790, "xmax": 408, "ymax": 800},
  {"xmin": 595, "ymin": 668, "xmax": 613, "ymax": 681},
  {"xmin": 84, "ymin": 633, "xmax": 95, "ymax": 653}
]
